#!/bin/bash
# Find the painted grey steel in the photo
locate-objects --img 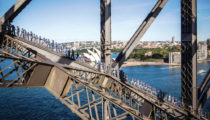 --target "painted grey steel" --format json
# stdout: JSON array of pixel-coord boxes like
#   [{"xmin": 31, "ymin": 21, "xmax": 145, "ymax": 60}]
[
  {"xmin": 198, "ymin": 85, "xmax": 210, "ymax": 110},
  {"xmin": 0, "ymin": 0, "xmax": 210, "ymax": 119},
  {"xmin": 198, "ymin": 69, "xmax": 210, "ymax": 110},
  {"xmin": 198, "ymin": 69, "xmax": 210, "ymax": 98},
  {"xmin": 101, "ymin": 0, "xmax": 112, "ymax": 114},
  {"xmin": 100, "ymin": 0, "xmax": 112, "ymax": 66},
  {"xmin": 113, "ymin": 0, "xmax": 168, "ymax": 69},
  {"xmin": 0, "ymin": 30, "xmax": 208, "ymax": 120},
  {"xmin": 0, "ymin": 0, "xmax": 31, "ymax": 33},
  {"xmin": 0, "ymin": 0, "xmax": 31, "ymax": 24},
  {"xmin": 181, "ymin": 0, "xmax": 198, "ymax": 113},
  {"xmin": 16, "ymin": 36, "xmax": 96, "ymax": 72}
]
